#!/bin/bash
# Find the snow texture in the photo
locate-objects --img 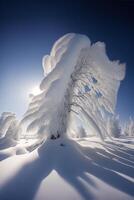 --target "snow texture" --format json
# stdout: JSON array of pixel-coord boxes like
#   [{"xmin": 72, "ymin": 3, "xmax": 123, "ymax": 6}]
[
  {"xmin": 19, "ymin": 33, "xmax": 125, "ymax": 140},
  {"xmin": 124, "ymin": 117, "xmax": 134, "ymax": 137},
  {"xmin": 0, "ymin": 33, "xmax": 133, "ymax": 200},
  {"xmin": 0, "ymin": 137, "xmax": 133, "ymax": 200},
  {"xmin": 0, "ymin": 112, "xmax": 20, "ymax": 149}
]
